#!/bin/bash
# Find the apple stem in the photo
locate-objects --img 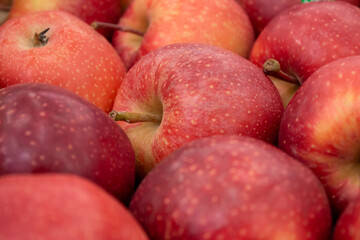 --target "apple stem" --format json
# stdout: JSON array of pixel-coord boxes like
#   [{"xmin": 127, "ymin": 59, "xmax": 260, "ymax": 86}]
[
  {"xmin": 109, "ymin": 111, "xmax": 162, "ymax": 123},
  {"xmin": 33, "ymin": 28, "xmax": 50, "ymax": 47},
  {"xmin": 0, "ymin": 4, "xmax": 10, "ymax": 11},
  {"xmin": 263, "ymin": 59, "xmax": 299, "ymax": 84},
  {"xmin": 91, "ymin": 21, "xmax": 145, "ymax": 37}
]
